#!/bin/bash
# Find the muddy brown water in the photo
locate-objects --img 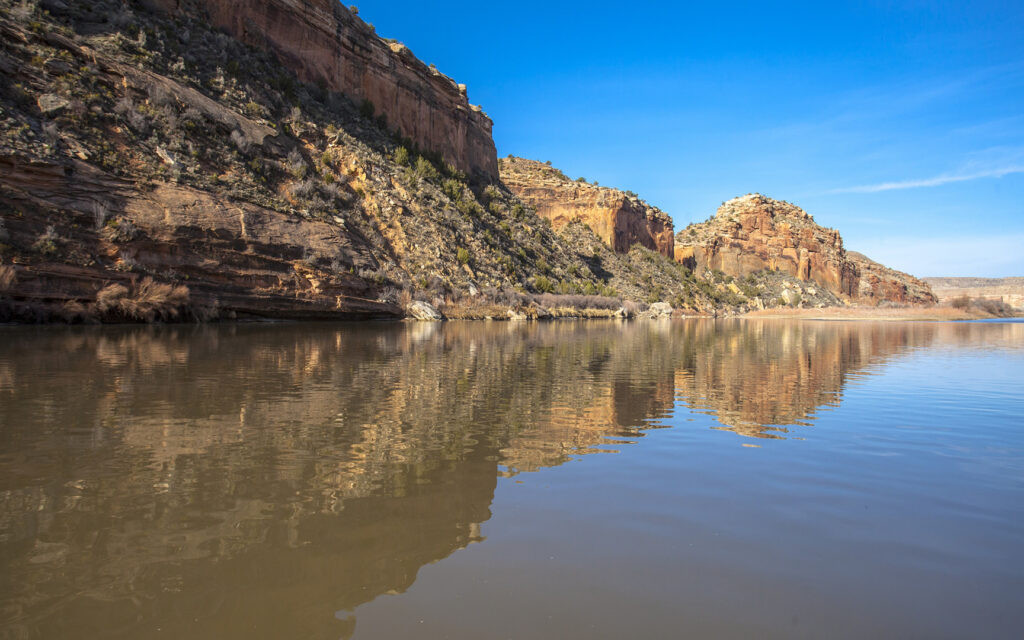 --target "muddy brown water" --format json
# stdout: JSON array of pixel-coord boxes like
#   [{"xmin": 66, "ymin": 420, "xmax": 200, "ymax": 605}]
[{"xmin": 0, "ymin": 319, "xmax": 1022, "ymax": 639}]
